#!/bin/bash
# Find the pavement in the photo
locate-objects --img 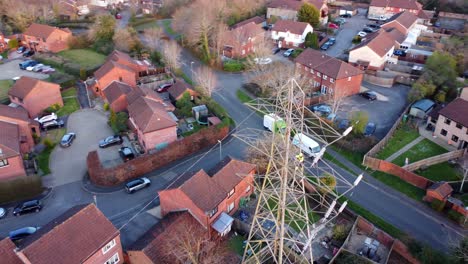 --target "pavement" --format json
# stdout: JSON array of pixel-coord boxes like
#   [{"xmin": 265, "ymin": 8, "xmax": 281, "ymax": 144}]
[
  {"xmin": 385, "ymin": 136, "xmax": 424, "ymax": 162},
  {"xmin": 0, "ymin": 59, "xmax": 49, "ymax": 80}
]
